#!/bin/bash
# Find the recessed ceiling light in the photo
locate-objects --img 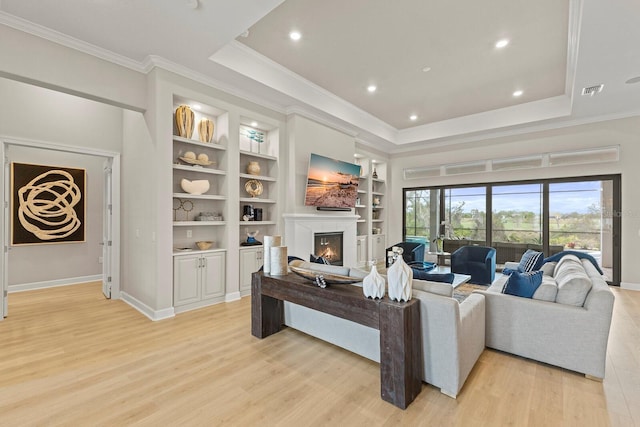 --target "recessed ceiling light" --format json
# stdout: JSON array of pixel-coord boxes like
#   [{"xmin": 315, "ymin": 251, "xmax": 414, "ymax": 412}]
[
  {"xmin": 367, "ymin": 85, "xmax": 377, "ymax": 93},
  {"xmin": 409, "ymin": 114, "xmax": 418, "ymax": 121},
  {"xmin": 289, "ymin": 31, "xmax": 301, "ymax": 41},
  {"xmin": 192, "ymin": 104, "xmax": 201, "ymax": 110},
  {"xmin": 512, "ymin": 90, "xmax": 523, "ymax": 97},
  {"xmin": 250, "ymin": 121, "xmax": 258, "ymax": 127},
  {"xmin": 422, "ymin": 66, "xmax": 432, "ymax": 73},
  {"xmin": 495, "ymin": 39, "xmax": 509, "ymax": 49}
]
